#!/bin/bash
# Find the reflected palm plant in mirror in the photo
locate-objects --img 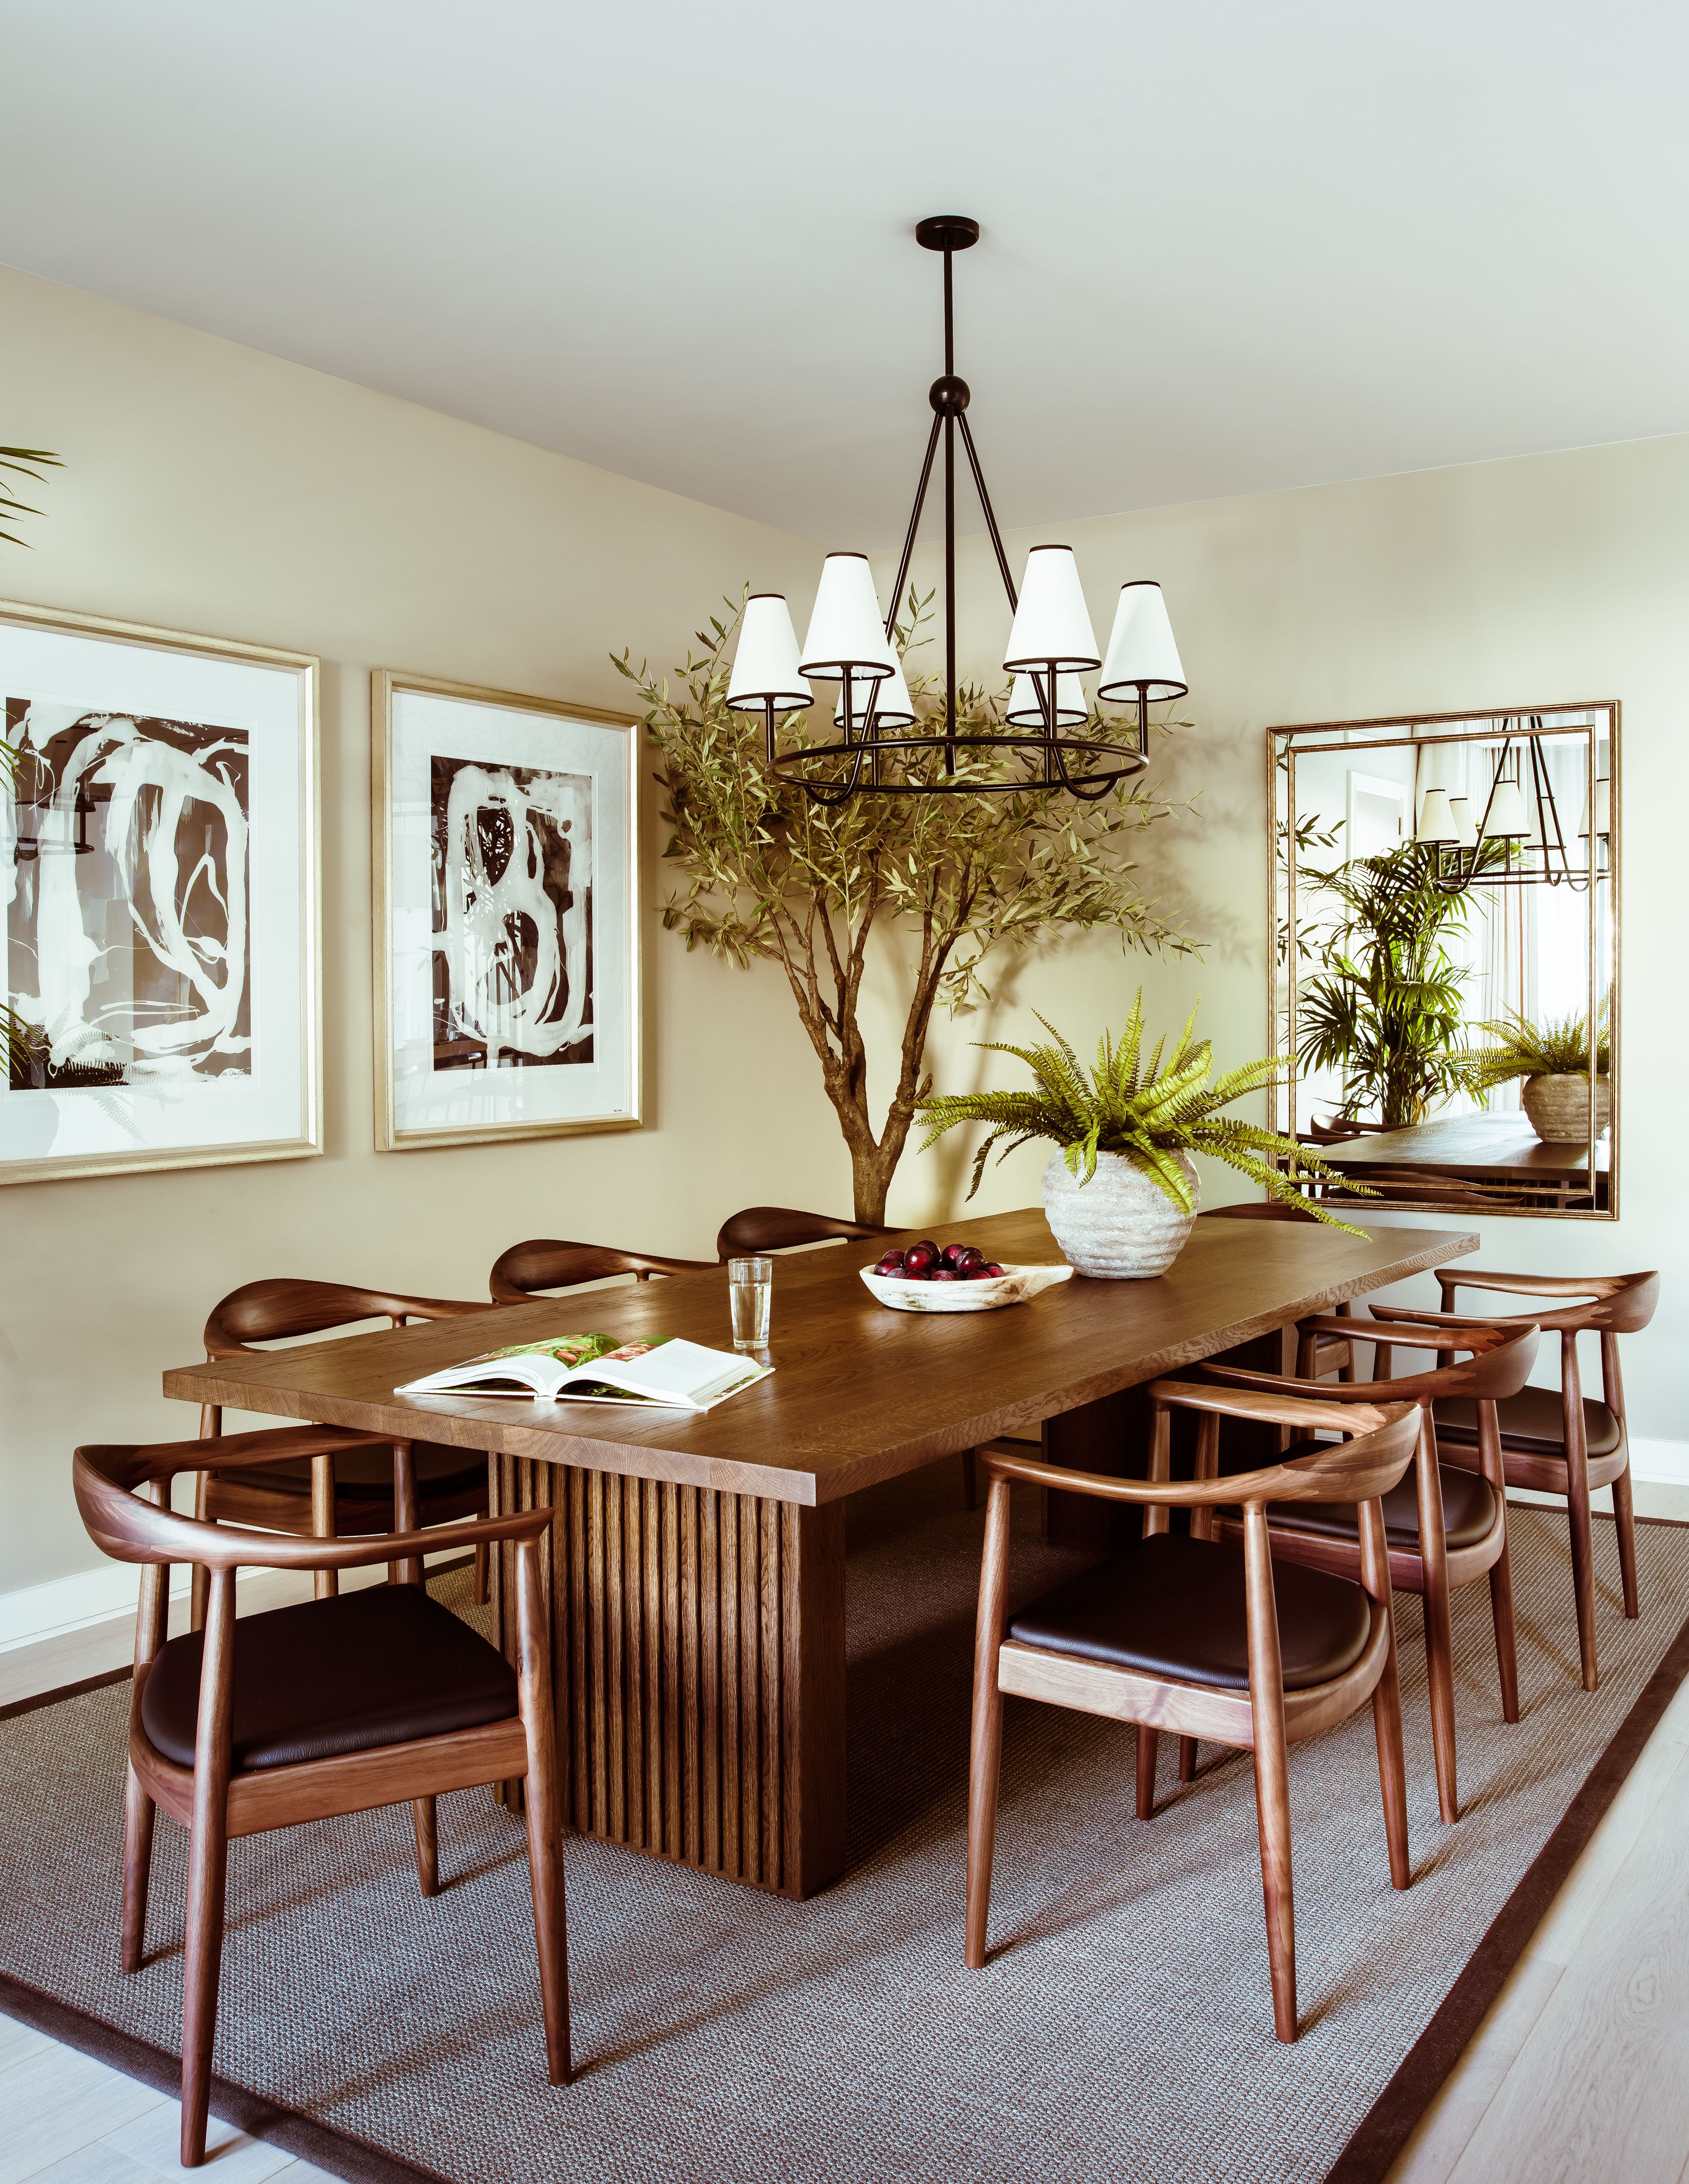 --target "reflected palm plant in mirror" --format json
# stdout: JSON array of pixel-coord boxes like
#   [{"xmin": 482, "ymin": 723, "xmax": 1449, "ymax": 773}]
[{"xmin": 1294, "ymin": 840, "xmax": 1494, "ymax": 1127}]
